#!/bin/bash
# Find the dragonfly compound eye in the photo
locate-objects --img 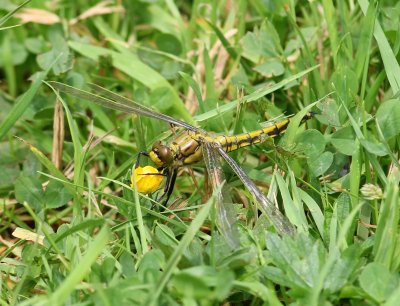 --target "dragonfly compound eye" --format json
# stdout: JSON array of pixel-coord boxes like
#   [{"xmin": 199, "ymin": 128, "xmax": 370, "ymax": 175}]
[{"xmin": 150, "ymin": 141, "xmax": 173, "ymax": 167}]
